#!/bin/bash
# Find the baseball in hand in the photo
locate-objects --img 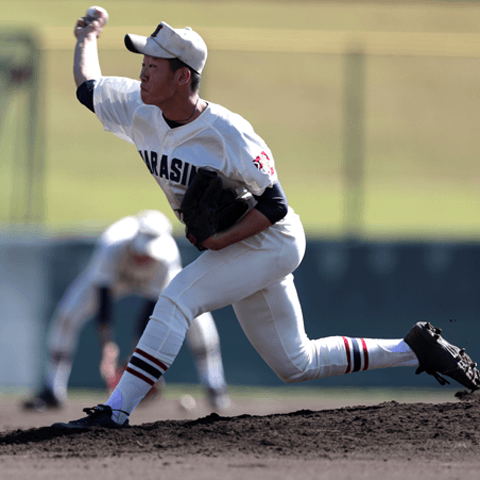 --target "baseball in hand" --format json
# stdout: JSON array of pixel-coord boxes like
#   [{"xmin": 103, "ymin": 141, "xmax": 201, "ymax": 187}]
[{"xmin": 85, "ymin": 6, "xmax": 109, "ymax": 27}]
